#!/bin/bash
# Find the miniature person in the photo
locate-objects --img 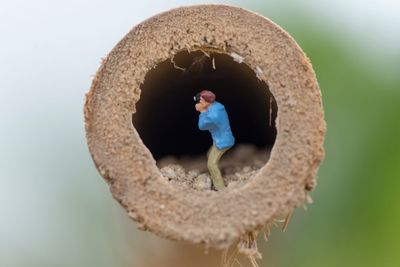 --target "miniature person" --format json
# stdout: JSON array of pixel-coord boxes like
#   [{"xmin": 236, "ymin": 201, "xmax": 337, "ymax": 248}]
[{"xmin": 194, "ymin": 90, "xmax": 235, "ymax": 190}]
